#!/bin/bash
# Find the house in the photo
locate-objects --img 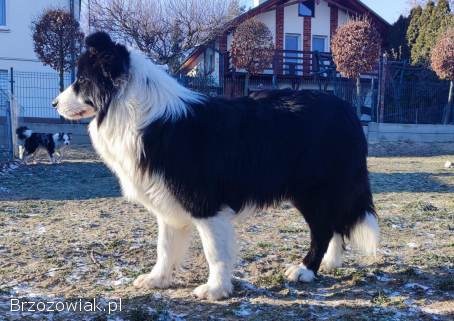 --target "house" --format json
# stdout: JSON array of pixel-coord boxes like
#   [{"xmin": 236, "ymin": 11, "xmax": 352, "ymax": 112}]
[
  {"xmin": 0, "ymin": 0, "xmax": 81, "ymax": 119},
  {"xmin": 0, "ymin": 0, "xmax": 81, "ymax": 73},
  {"xmin": 179, "ymin": 0, "xmax": 389, "ymax": 88}
]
